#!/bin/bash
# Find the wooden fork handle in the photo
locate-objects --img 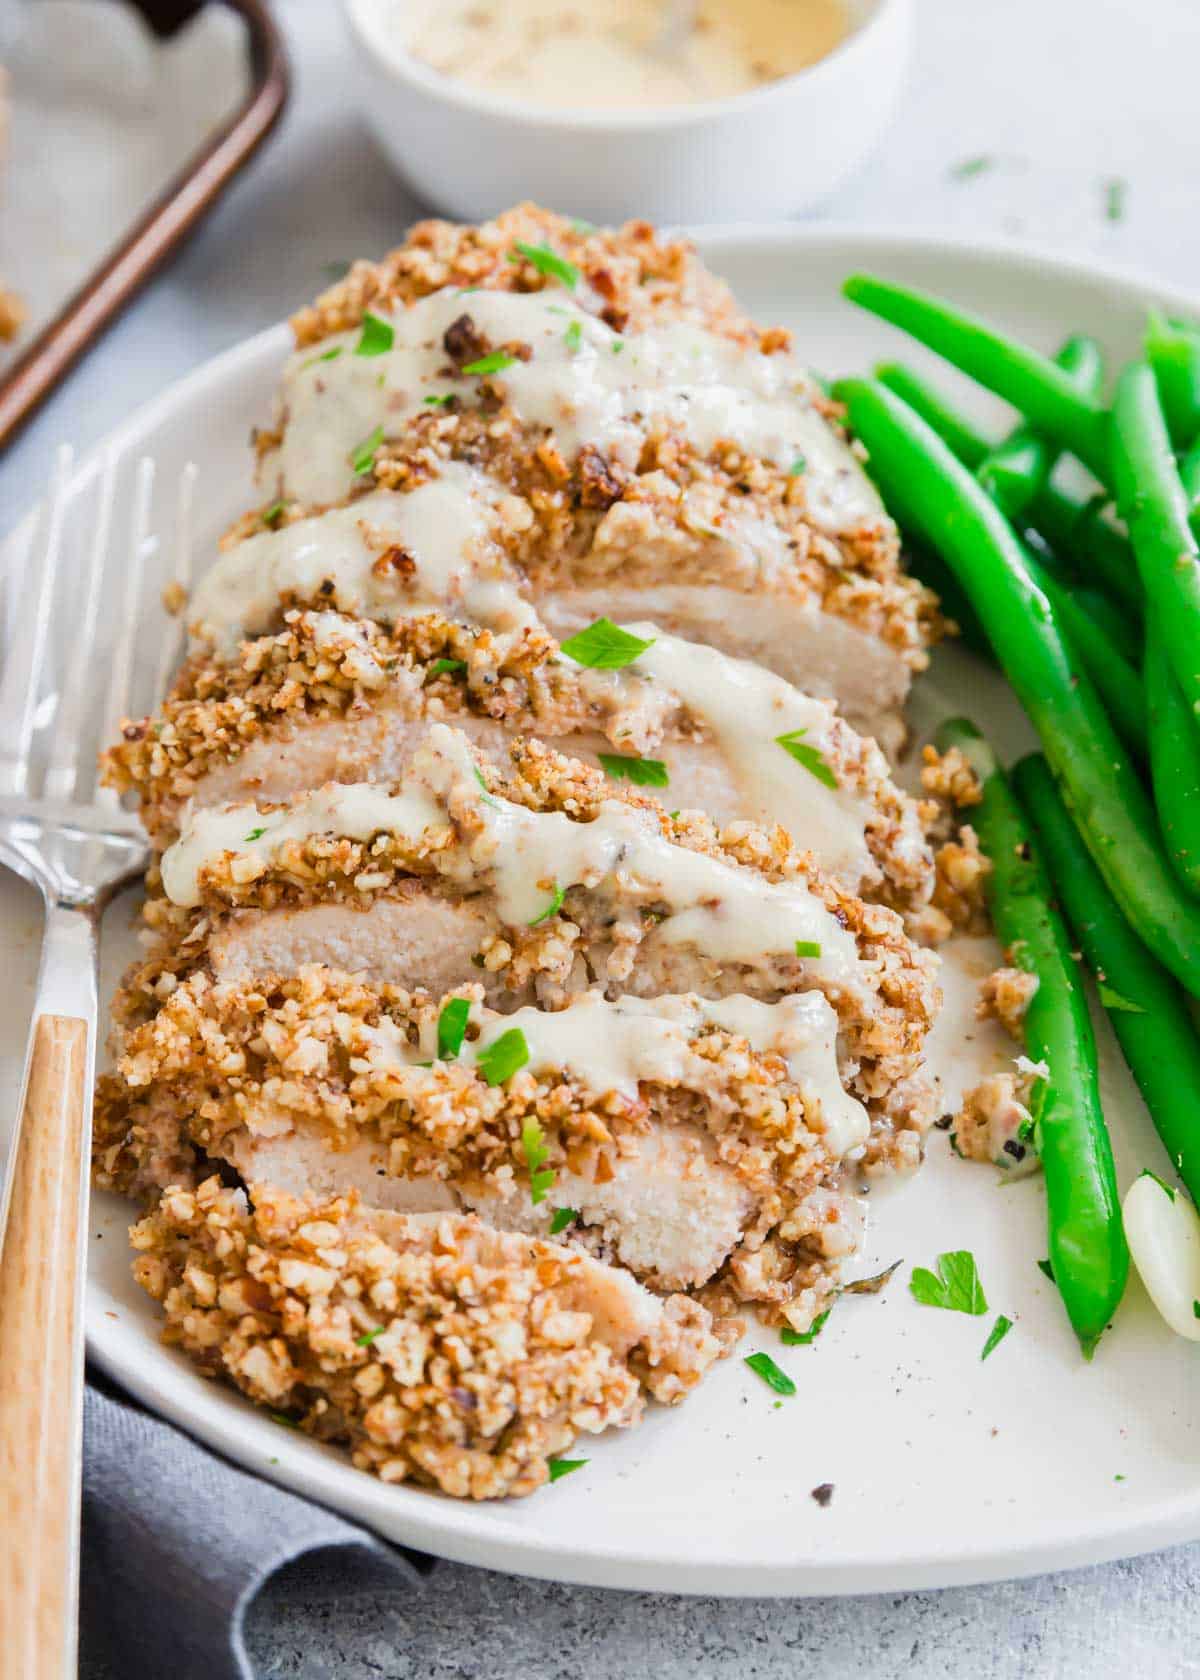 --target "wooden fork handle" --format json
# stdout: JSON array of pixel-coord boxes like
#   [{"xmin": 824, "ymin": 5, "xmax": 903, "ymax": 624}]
[{"xmin": 0, "ymin": 1013, "xmax": 90, "ymax": 1680}]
